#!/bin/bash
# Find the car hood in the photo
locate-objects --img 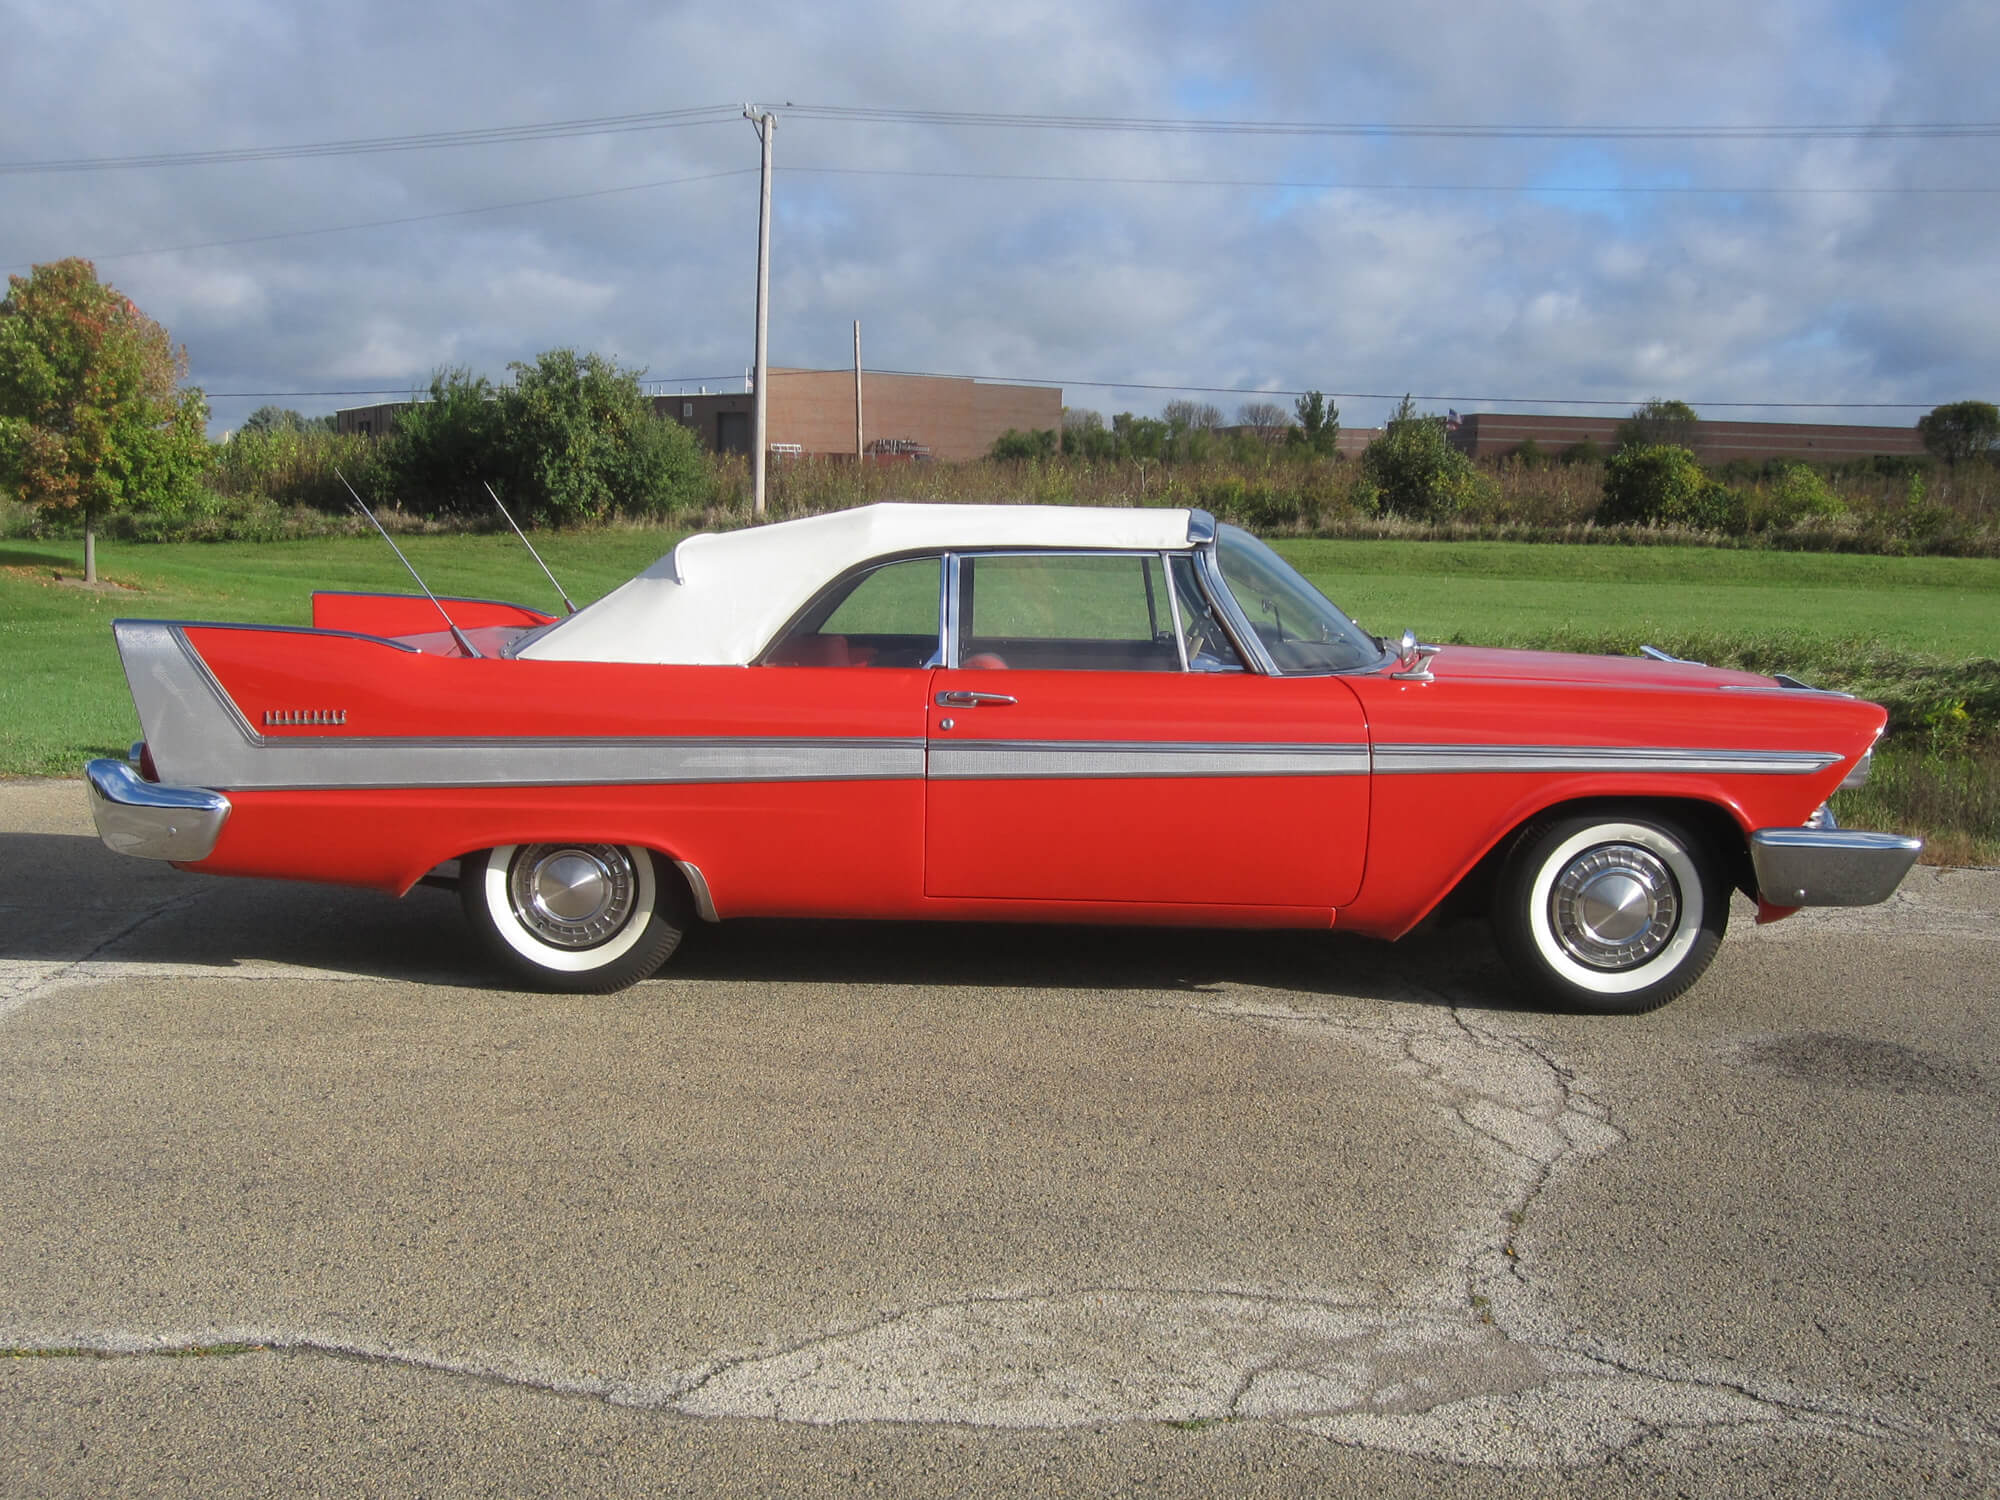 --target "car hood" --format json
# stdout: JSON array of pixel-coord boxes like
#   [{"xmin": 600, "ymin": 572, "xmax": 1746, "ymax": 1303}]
[{"xmin": 1416, "ymin": 644, "xmax": 1778, "ymax": 692}]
